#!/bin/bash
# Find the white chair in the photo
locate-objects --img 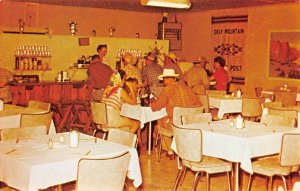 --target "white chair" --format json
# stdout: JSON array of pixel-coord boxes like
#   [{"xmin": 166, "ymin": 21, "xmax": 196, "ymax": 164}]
[
  {"xmin": 260, "ymin": 114, "xmax": 296, "ymax": 128},
  {"xmin": 0, "ymin": 125, "xmax": 47, "ymax": 141},
  {"xmin": 20, "ymin": 111, "xmax": 53, "ymax": 133},
  {"xmin": 28, "ymin": 100, "xmax": 51, "ymax": 111},
  {"xmin": 181, "ymin": 113, "xmax": 212, "ymax": 125},
  {"xmin": 90, "ymin": 101, "xmax": 109, "ymax": 139},
  {"xmin": 247, "ymin": 133, "xmax": 300, "ymax": 191},
  {"xmin": 107, "ymin": 128, "xmax": 137, "ymax": 148},
  {"xmin": 173, "ymin": 125, "xmax": 232, "ymax": 191},
  {"xmin": 76, "ymin": 151, "xmax": 131, "ymax": 191},
  {"xmin": 156, "ymin": 106, "xmax": 204, "ymax": 161},
  {"xmin": 241, "ymin": 97, "xmax": 263, "ymax": 121}
]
